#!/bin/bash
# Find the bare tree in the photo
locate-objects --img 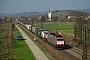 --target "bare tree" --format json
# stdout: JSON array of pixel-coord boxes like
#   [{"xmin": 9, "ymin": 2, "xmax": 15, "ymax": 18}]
[{"xmin": 74, "ymin": 12, "xmax": 85, "ymax": 42}]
